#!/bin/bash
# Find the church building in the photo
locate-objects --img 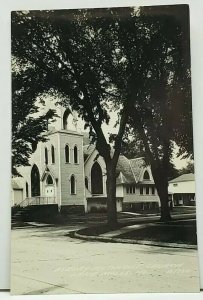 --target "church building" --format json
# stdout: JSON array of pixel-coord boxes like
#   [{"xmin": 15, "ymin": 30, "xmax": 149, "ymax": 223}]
[{"xmin": 12, "ymin": 104, "xmax": 160, "ymax": 216}]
